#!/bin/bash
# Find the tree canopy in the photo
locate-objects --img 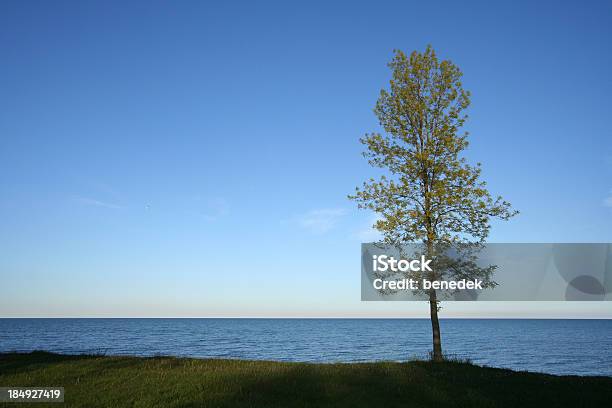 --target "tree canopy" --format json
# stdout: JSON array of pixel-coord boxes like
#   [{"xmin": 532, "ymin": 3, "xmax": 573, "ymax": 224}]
[{"xmin": 350, "ymin": 46, "xmax": 517, "ymax": 249}]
